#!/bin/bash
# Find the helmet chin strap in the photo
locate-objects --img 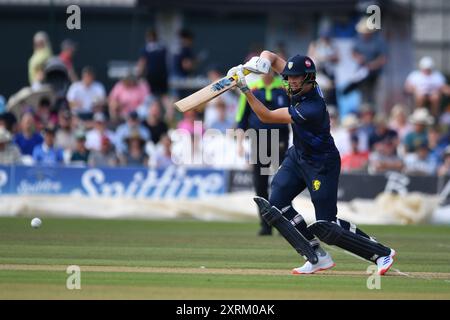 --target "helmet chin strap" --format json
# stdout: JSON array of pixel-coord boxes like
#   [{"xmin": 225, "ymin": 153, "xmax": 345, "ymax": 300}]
[{"xmin": 287, "ymin": 73, "xmax": 316, "ymax": 99}]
